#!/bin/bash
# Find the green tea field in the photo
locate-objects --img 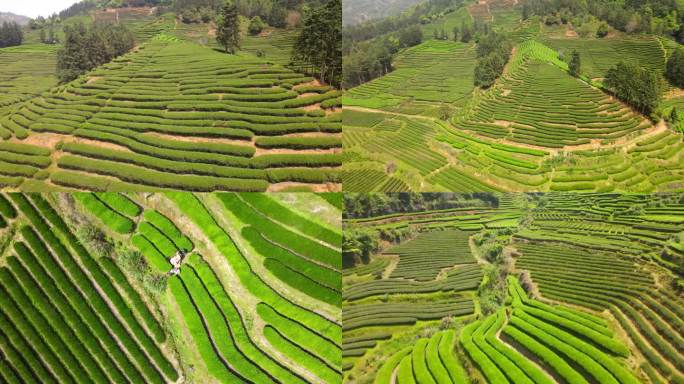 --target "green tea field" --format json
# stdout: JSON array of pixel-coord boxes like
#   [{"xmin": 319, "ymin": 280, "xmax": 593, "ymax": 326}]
[
  {"xmin": 342, "ymin": 193, "xmax": 684, "ymax": 384},
  {"xmin": 0, "ymin": 36, "xmax": 341, "ymax": 192},
  {"xmin": 0, "ymin": 191, "xmax": 342, "ymax": 383},
  {"xmin": 0, "ymin": 1, "xmax": 341, "ymax": 193},
  {"xmin": 342, "ymin": 0, "xmax": 684, "ymax": 192}
]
